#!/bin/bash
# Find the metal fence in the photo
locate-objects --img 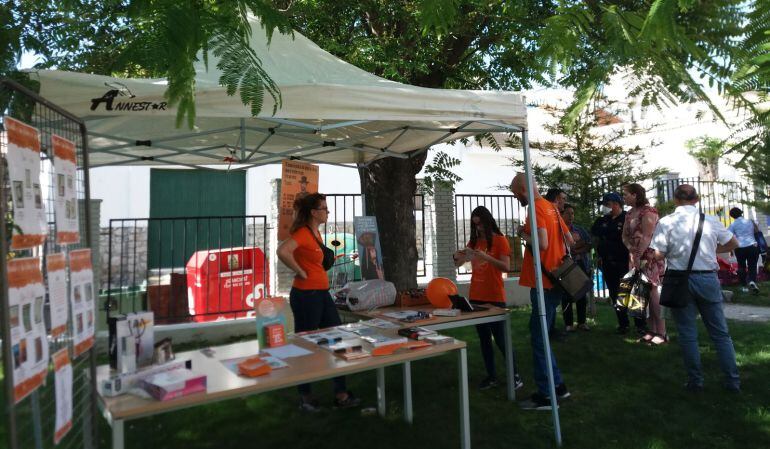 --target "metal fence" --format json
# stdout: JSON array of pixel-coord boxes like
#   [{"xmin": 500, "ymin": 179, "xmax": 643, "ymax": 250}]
[
  {"xmin": 455, "ymin": 194, "xmax": 527, "ymax": 275},
  {"xmin": 656, "ymin": 177, "xmax": 756, "ymax": 222},
  {"xmin": 1, "ymin": 79, "xmax": 98, "ymax": 449},
  {"xmin": 105, "ymin": 215, "xmax": 268, "ymax": 323},
  {"xmin": 323, "ymin": 193, "xmax": 426, "ymax": 278}
]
